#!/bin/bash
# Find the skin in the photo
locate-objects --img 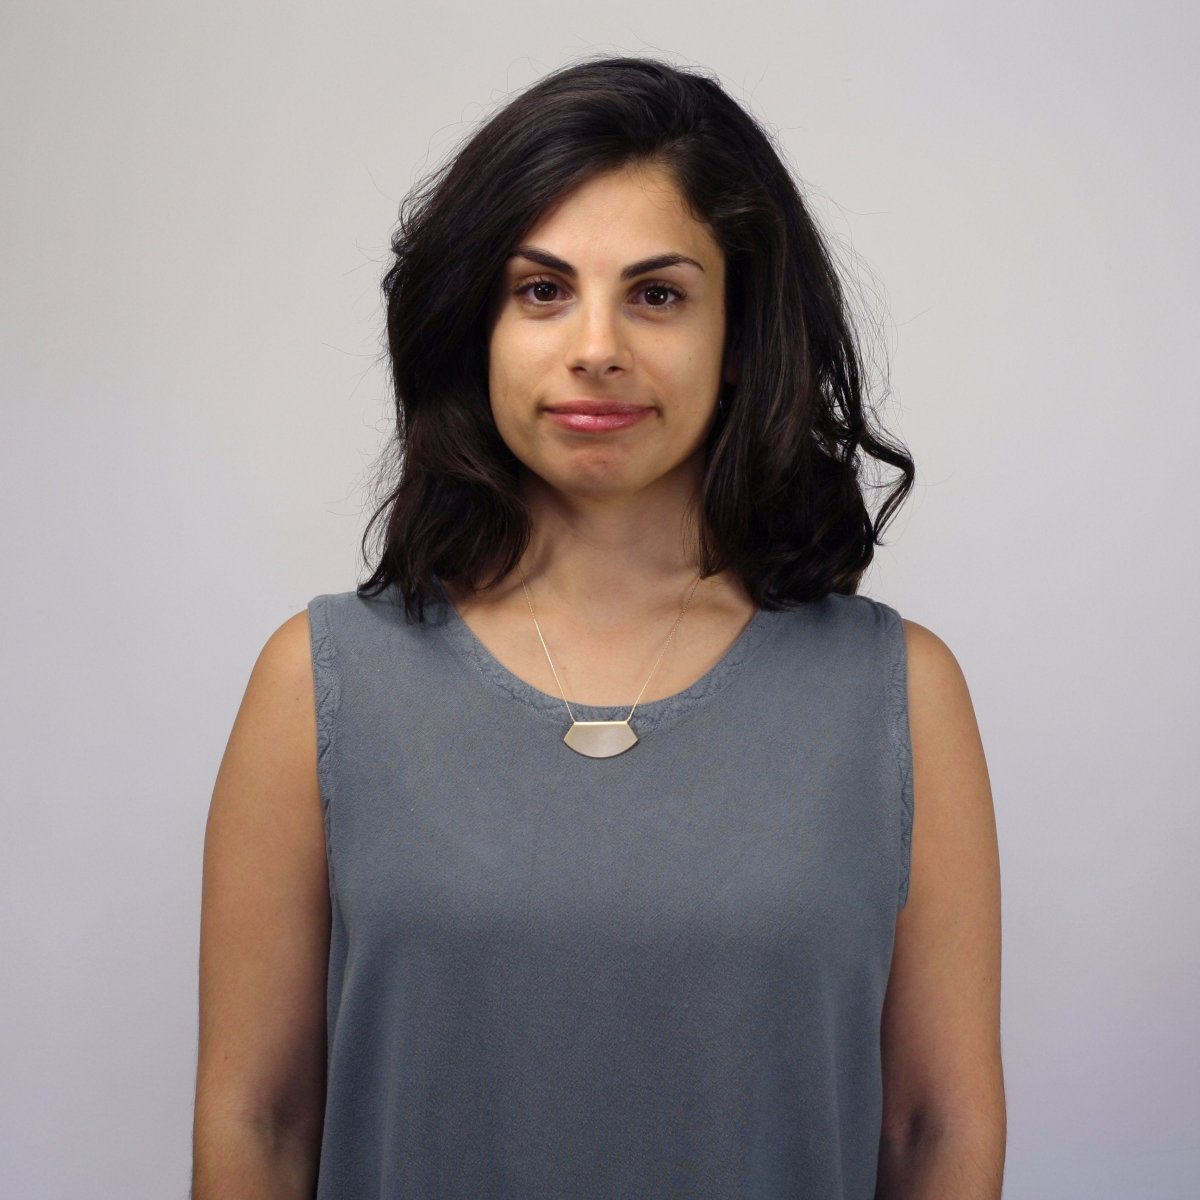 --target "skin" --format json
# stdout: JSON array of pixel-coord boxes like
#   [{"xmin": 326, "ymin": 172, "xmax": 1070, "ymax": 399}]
[
  {"xmin": 192, "ymin": 161, "xmax": 1004, "ymax": 1198},
  {"xmin": 488, "ymin": 162, "xmax": 730, "ymax": 509}
]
